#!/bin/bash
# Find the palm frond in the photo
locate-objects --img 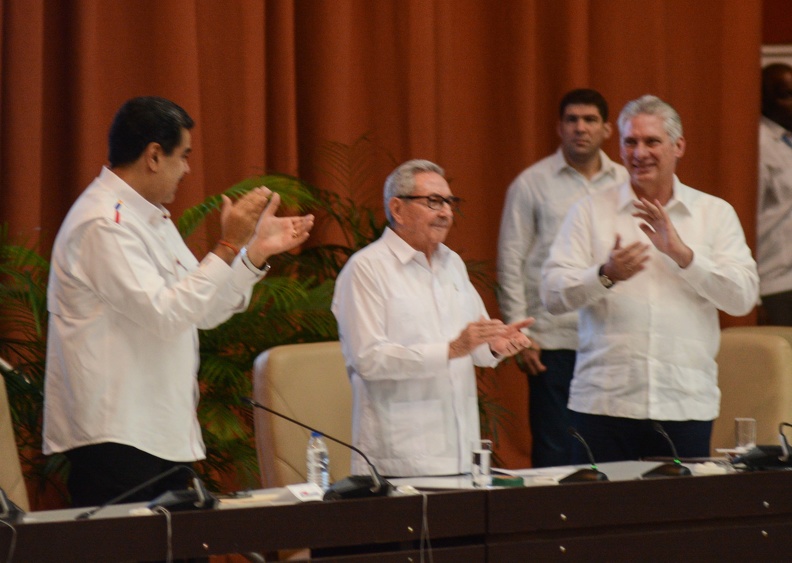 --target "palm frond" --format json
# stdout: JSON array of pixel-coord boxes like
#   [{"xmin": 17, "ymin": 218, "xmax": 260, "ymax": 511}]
[{"xmin": 177, "ymin": 173, "xmax": 318, "ymax": 238}]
